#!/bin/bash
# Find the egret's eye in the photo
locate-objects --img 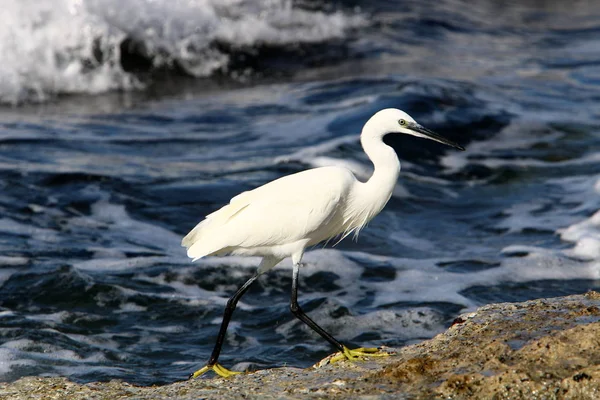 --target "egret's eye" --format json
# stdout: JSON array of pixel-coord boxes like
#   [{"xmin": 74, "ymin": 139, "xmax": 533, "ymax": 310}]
[{"xmin": 398, "ymin": 119, "xmax": 406, "ymax": 126}]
